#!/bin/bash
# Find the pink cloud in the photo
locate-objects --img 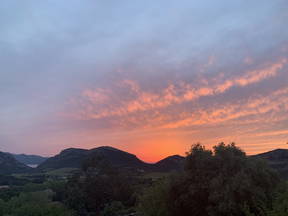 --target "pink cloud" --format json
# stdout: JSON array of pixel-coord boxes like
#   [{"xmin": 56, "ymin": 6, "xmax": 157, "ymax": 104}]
[{"xmin": 66, "ymin": 58, "xmax": 287, "ymax": 121}]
